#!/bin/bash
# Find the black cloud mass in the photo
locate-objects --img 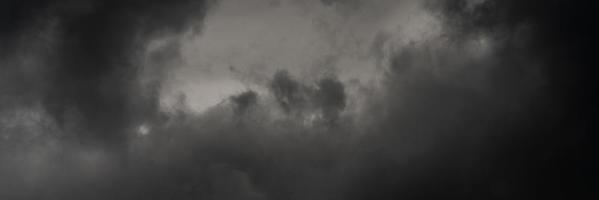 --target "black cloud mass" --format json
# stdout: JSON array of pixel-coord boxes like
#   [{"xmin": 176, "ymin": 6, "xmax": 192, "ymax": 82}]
[{"xmin": 0, "ymin": 0, "xmax": 596, "ymax": 199}]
